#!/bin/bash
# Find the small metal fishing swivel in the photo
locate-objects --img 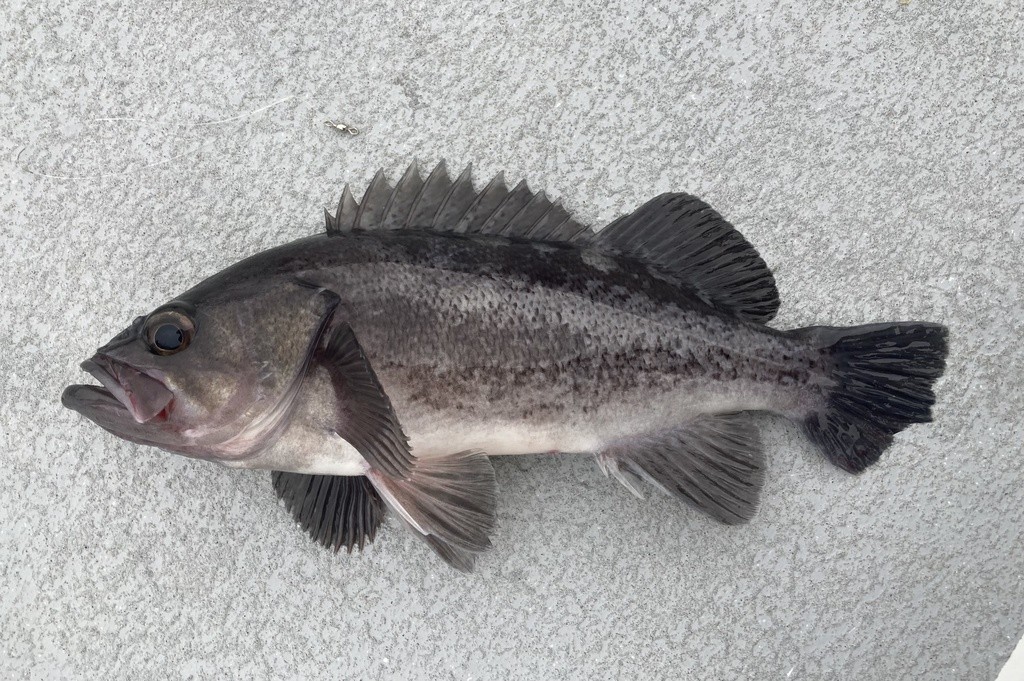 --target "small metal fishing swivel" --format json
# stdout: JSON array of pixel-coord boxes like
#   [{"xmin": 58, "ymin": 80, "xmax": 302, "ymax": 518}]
[{"xmin": 325, "ymin": 120, "xmax": 359, "ymax": 135}]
